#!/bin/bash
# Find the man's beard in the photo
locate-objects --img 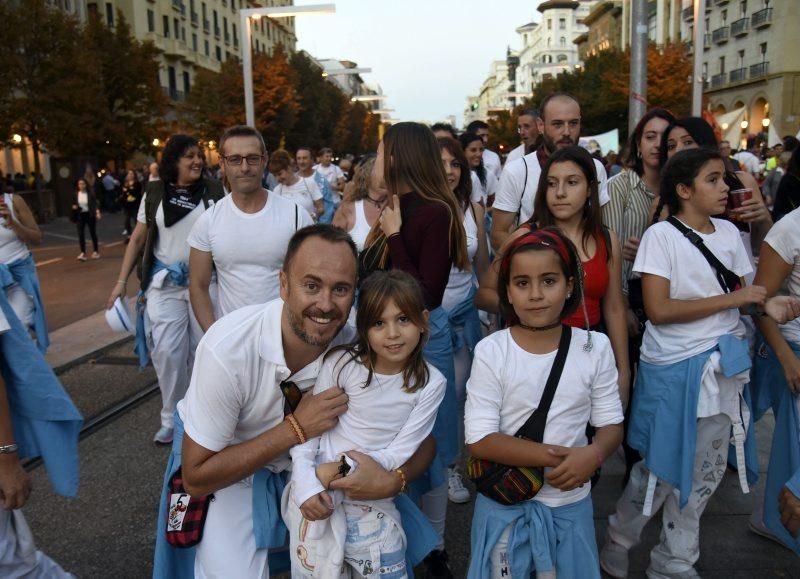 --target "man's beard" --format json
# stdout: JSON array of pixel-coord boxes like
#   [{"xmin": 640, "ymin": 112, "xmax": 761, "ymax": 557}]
[
  {"xmin": 287, "ymin": 306, "xmax": 342, "ymax": 347},
  {"xmin": 542, "ymin": 133, "xmax": 578, "ymax": 153}
]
